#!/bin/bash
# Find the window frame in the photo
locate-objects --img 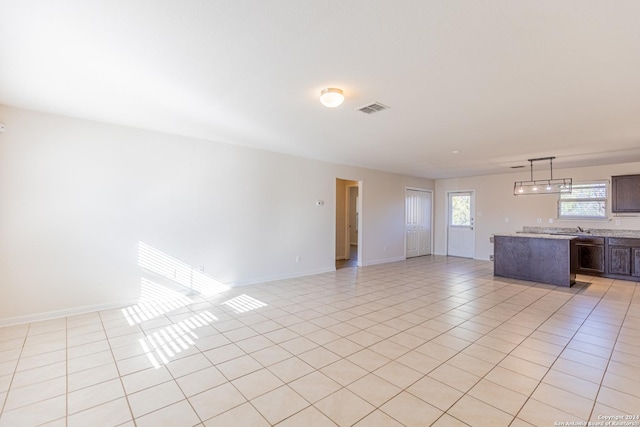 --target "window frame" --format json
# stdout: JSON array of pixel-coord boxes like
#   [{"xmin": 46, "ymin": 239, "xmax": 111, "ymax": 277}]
[{"xmin": 557, "ymin": 180, "xmax": 608, "ymax": 220}]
